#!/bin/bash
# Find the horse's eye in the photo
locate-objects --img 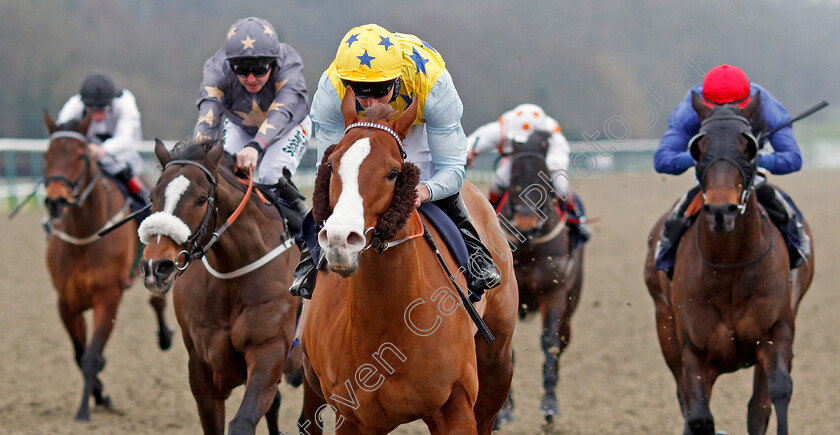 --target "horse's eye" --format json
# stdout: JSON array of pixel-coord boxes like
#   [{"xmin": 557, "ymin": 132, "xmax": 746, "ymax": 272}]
[
  {"xmin": 196, "ymin": 196, "xmax": 208, "ymax": 206},
  {"xmin": 386, "ymin": 169, "xmax": 399, "ymax": 181}
]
